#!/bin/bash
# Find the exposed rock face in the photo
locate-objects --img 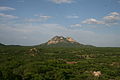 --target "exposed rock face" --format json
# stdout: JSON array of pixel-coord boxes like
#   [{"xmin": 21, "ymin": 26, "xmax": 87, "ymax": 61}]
[
  {"xmin": 47, "ymin": 36, "xmax": 77, "ymax": 45},
  {"xmin": 47, "ymin": 36, "xmax": 65, "ymax": 45},
  {"xmin": 28, "ymin": 48, "xmax": 39, "ymax": 56},
  {"xmin": 92, "ymin": 71, "xmax": 101, "ymax": 77},
  {"xmin": 66, "ymin": 37, "xmax": 76, "ymax": 42}
]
